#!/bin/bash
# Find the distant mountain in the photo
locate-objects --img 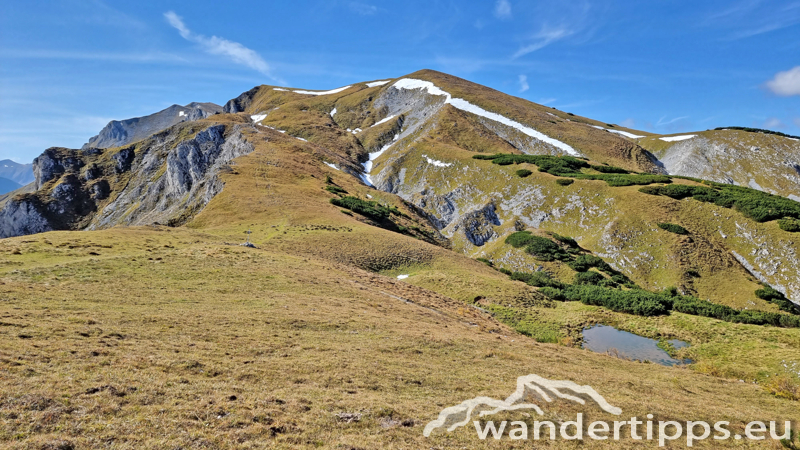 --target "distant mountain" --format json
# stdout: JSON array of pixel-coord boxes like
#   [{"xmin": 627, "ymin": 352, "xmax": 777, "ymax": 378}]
[
  {"xmin": 0, "ymin": 159, "xmax": 34, "ymax": 185},
  {"xmin": 3, "ymin": 69, "xmax": 800, "ymax": 307},
  {"xmin": 82, "ymin": 102, "xmax": 223, "ymax": 149},
  {"xmin": 0, "ymin": 177, "xmax": 21, "ymax": 195}
]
